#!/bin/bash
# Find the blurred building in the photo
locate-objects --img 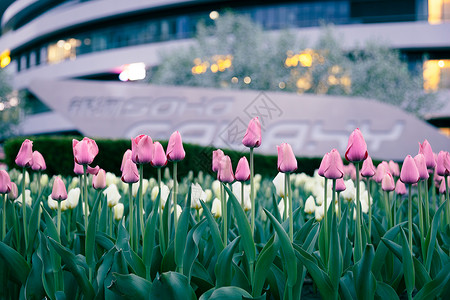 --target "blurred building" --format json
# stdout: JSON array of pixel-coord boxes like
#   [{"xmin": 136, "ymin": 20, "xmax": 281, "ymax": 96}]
[{"xmin": 0, "ymin": 0, "xmax": 449, "ymax": 137}]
